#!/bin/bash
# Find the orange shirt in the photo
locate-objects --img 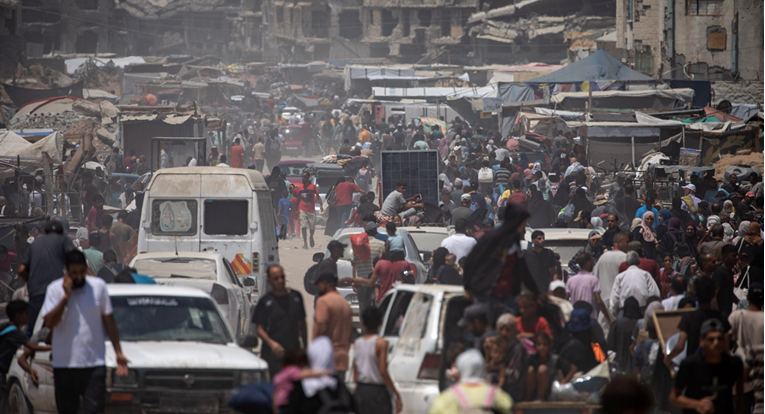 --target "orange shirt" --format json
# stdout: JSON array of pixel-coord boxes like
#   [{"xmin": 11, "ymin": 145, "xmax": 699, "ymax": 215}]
[
  {"xmin": 358, "ymin": 129, "xmax": 372, "ymax": 144},
  {"xmin": 516, "ymin": 315, "xmax": 551, "ymax": 336}
]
